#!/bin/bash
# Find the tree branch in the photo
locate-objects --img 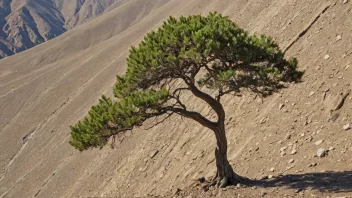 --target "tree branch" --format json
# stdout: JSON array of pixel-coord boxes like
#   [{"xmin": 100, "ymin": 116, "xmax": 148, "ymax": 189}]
[
  {"xmin": 140, "ymin": 112, "xmax": 174, "ymax": 130},
  {"xmin": 105, "ymin": 126, "xmax": 133, "ymax": 137},
  {"xmin": 185, "ymin": 82, "xmax": 225, "ymax": 124},
  {"xmin": 216, "ymin": 89, "xmax": 235, "ymax": 102},
  {"xmin": 167, "ymin": 107, "xmax": 218, "ymax": 131}
]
